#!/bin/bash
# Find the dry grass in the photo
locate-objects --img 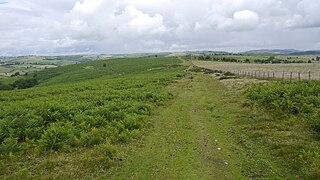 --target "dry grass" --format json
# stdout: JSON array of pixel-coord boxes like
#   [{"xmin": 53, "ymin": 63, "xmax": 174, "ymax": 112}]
[{"xmin": 194, "ymin": 61, "xmax": 320, "ymax": 80}]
